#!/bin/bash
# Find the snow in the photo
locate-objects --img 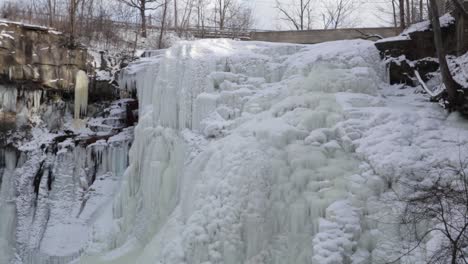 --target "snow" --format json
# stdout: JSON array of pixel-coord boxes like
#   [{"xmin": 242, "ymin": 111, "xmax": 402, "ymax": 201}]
[
  {"xmin": 69, "ymin": 38, "xmax": 468, "ymax": 264},
  {"xmin": 0, "ymin": 19, "xmax": 60, "ymax": 34},
  {"xmin": 377, "ymin": 13, "xmax": 456, "ymax": 45},
  {"xmin": 375, "ymin": 35, "xmax": 410, "ymax": 44},
  {"xmin": 403, "ymin": 13, "xmax": 455, "ymax": 35},
  {"xmin": 448, "ymin": 52, "xmax": 468, "ymax": 89}
]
